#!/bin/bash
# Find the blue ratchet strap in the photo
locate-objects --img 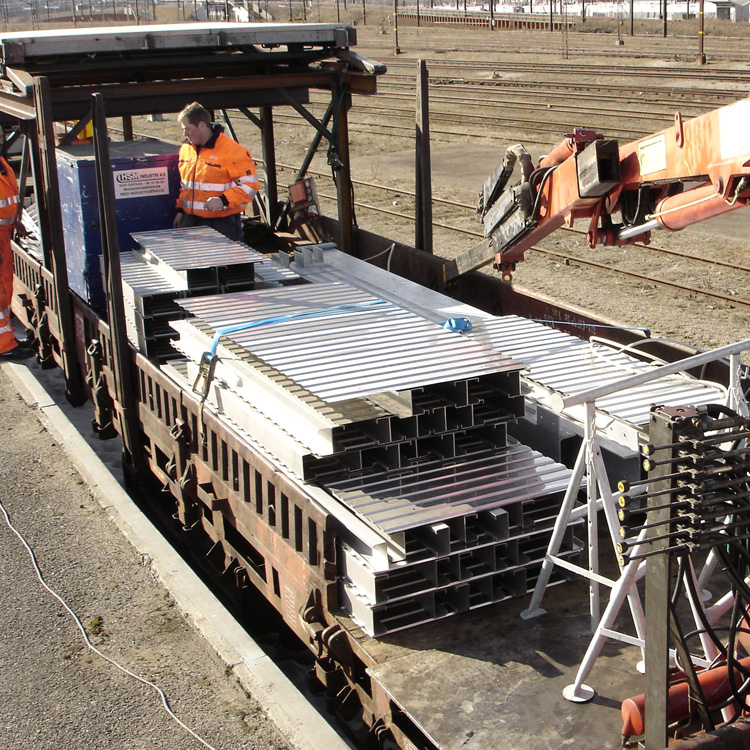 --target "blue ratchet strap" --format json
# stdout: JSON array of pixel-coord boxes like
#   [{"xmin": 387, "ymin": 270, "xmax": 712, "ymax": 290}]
[
  {"xmin": 193, "ymin": 299, "xmax": 388, "ymax": 398},
  {"xmin": 442, "ymin": 317, "xmax": 472, "ymax": 333}
]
